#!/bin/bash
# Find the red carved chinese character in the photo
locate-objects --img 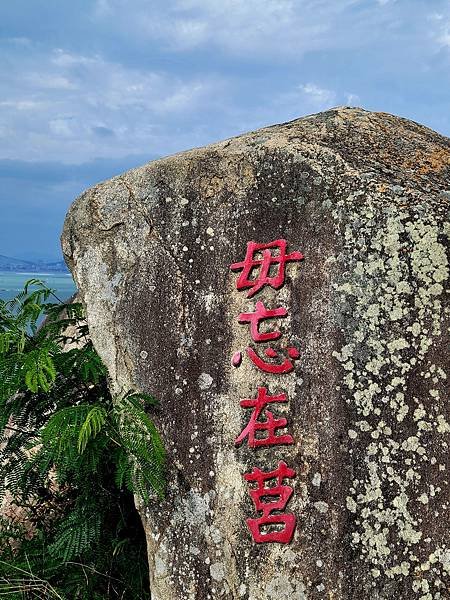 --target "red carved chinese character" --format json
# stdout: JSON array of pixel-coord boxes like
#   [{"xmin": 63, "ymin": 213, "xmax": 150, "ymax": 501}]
[
  {"xmin": 246, "ymin": 346, "xmax": 300, "ymax": 374},
  {"xmin": 235, "ymin": 387, "xmax": 293, "ymax": 448},
  {"xmin": 238, "ymin": 301, "xmax": 287, "ymax": 342},
  {"xmin": 244, "ymin": 460, "xmax": 296, "ymax": 543},
  {"xmin": 230, "ymin": 240, "xmax": 304, "ymax": 298}
]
